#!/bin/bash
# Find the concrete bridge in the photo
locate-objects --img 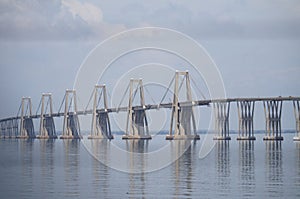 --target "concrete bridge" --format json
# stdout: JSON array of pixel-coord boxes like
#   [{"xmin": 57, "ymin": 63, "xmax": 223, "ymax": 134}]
[{"xmin": 0, "ymin": 71, "xmax": 300, "ymax": 141}]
